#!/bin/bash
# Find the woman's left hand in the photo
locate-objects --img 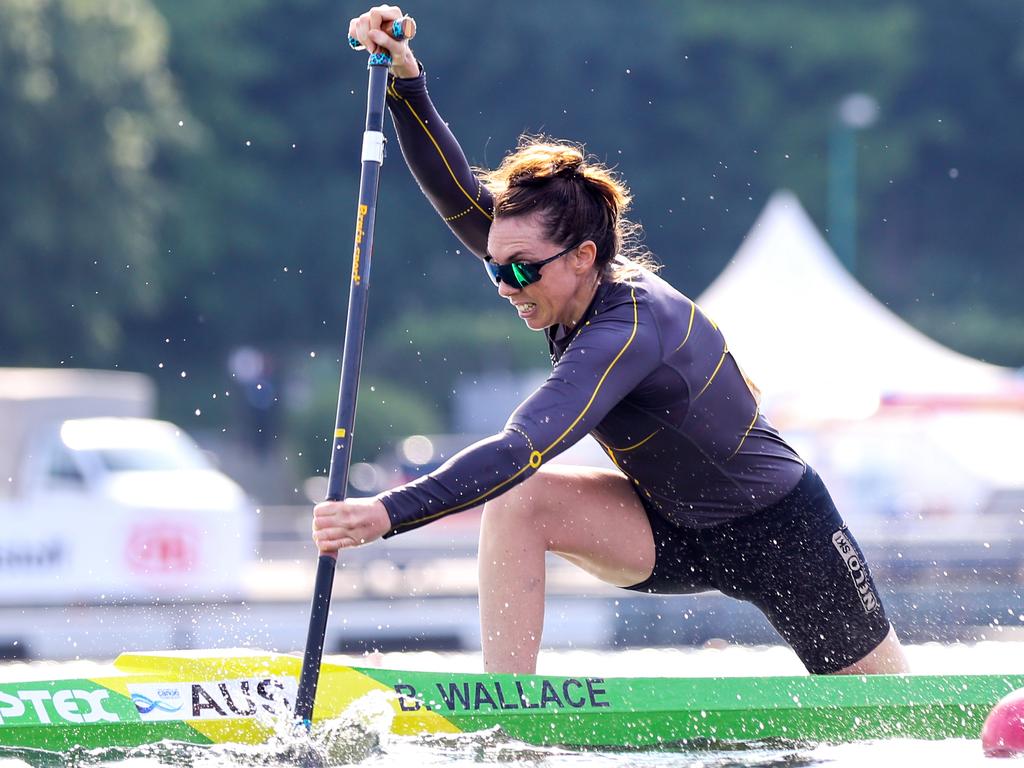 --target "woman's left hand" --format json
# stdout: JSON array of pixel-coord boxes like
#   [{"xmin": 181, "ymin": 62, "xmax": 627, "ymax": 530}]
[{"xmin": 312, "ymin": 497, "xmax": 391, "ymax": 554}]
